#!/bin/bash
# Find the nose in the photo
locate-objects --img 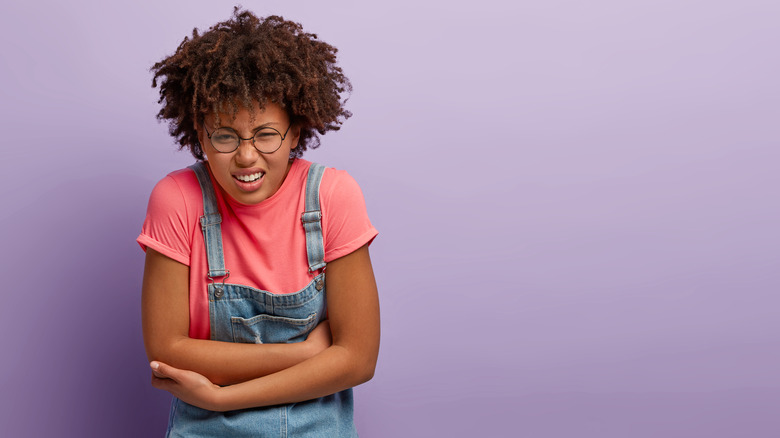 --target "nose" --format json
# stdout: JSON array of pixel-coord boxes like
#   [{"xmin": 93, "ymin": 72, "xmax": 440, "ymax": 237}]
[{"xmin": 234, "ymin": 137, "xmax": 260, "ymax": 164}]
